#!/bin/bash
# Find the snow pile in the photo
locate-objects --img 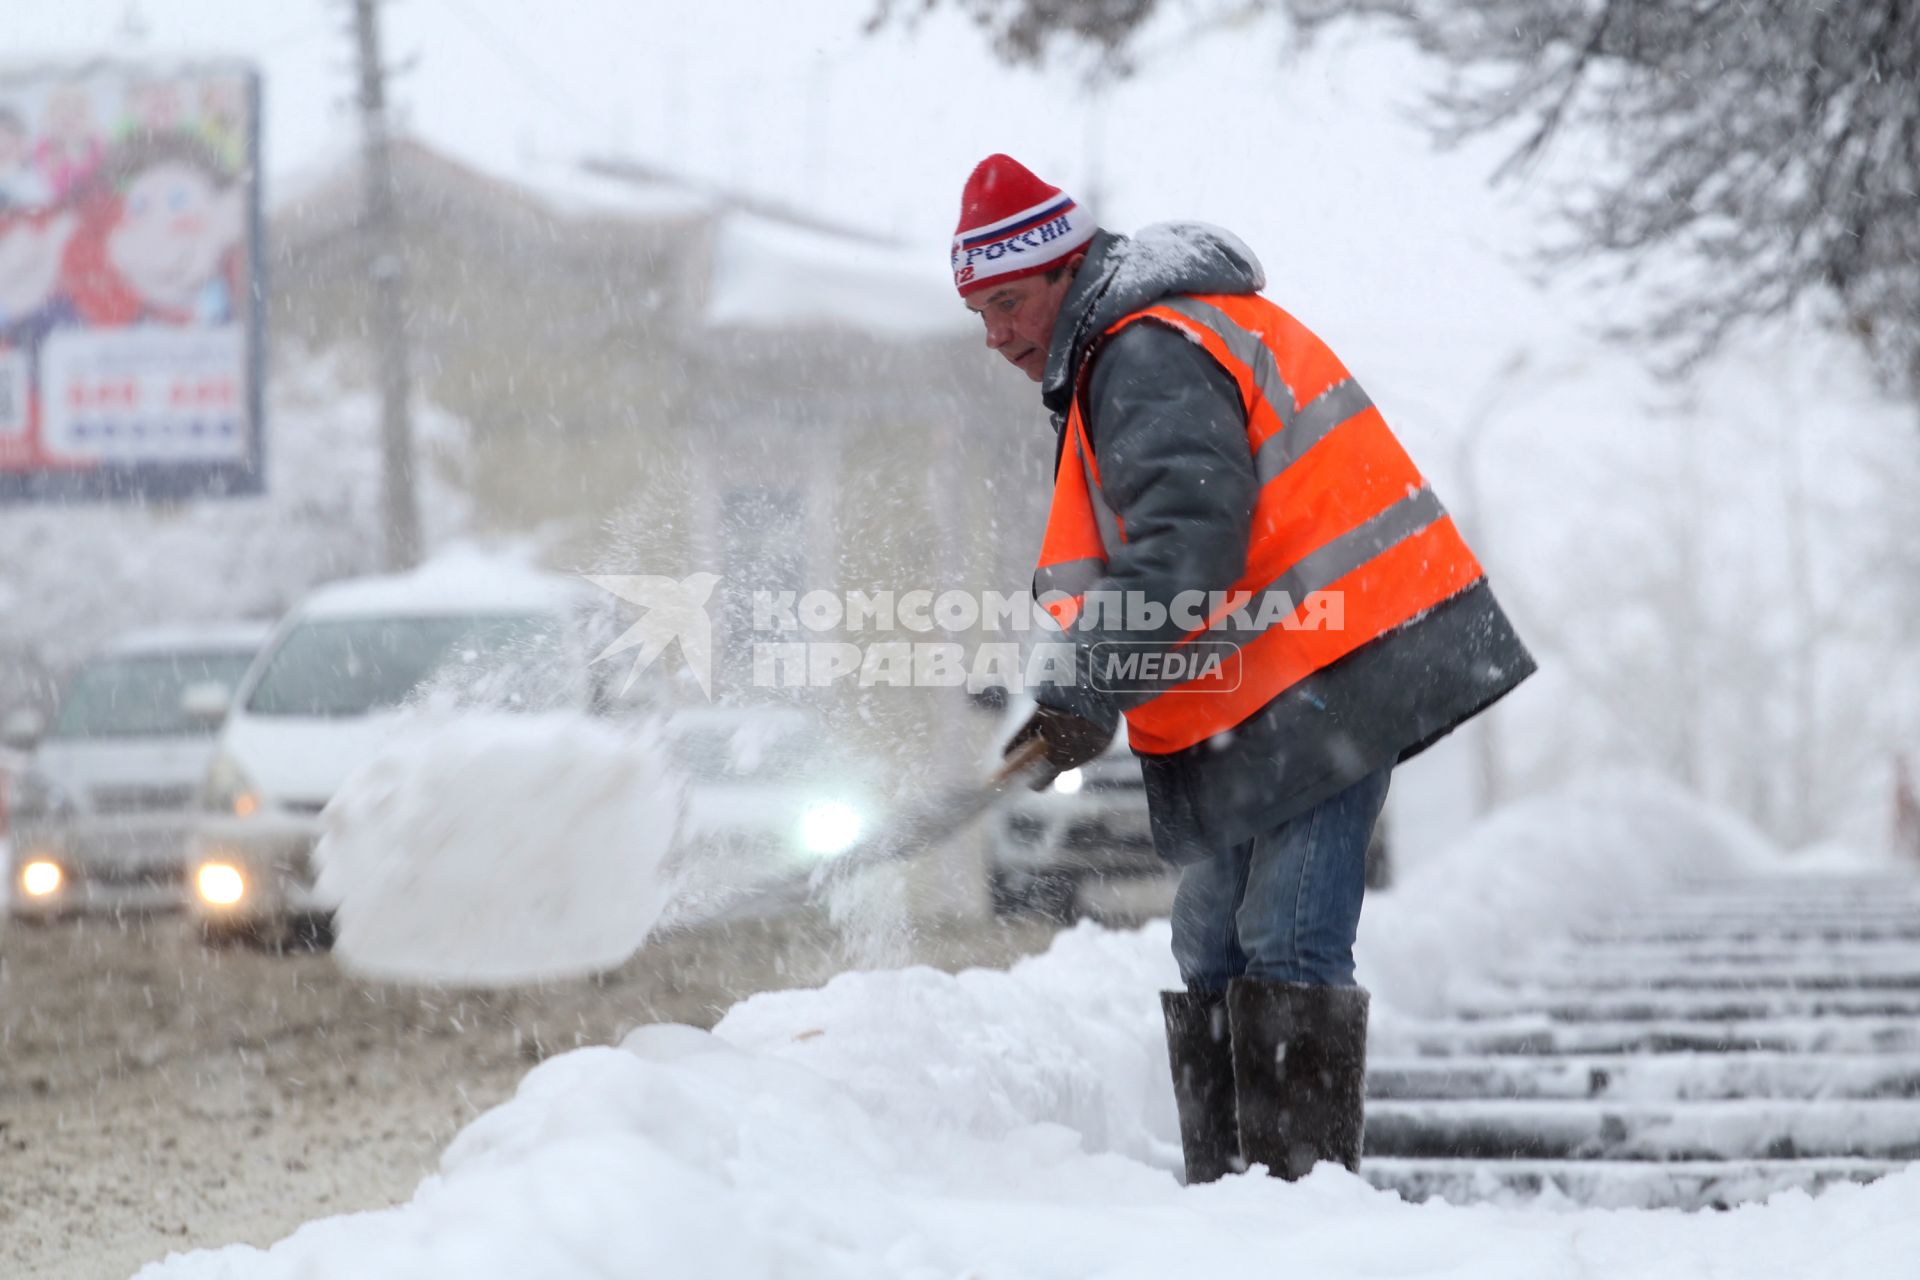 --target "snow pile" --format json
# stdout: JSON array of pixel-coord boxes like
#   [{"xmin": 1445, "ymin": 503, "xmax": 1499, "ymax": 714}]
[
  {"xmin": 139, "ymin": 777, "xmax": 1920, "ymax": 1279},
  {"xmin": 717, "ymin": 920, "xmax": 1184, "ymax": 1164},
  {"xmin": 1359, "ymin": 773, "xmax": 1778, "ymax": 1018},
  {"xmin": 138, "ymin": 921, "xmax": 1920, "ymax": 1279},
  {"xmin": 316, "ymin": 714, "xmax": 680, "ymax": 985}
]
